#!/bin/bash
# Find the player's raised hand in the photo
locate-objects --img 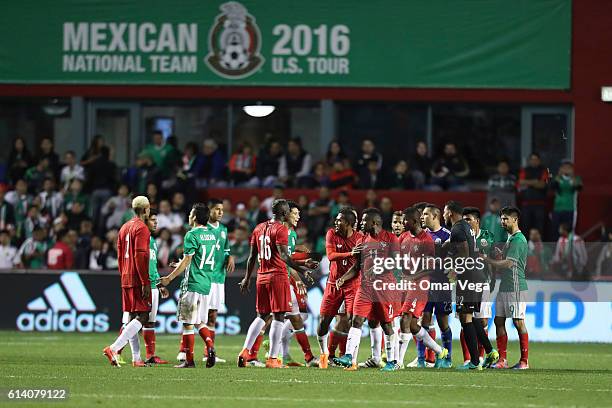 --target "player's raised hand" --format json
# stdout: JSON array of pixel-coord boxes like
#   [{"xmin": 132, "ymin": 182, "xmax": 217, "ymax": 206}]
[
  {"xmin": 142, "ymin": 285, "xmax": 151, "ymax": 300},
  {"xmin": 239, "ymin": 278, "xmax": 250, "ymax": 294},
  {"xmin": 227, "ymin": 255, "xmax": 235, "ymax": 274},
  {"xmin": 159, "ymin": 286, "xmax": 170, "ymax": 299},
  {"xmin": 351, "ymin": 244, "xmax": 365, "ymax": 256}
]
